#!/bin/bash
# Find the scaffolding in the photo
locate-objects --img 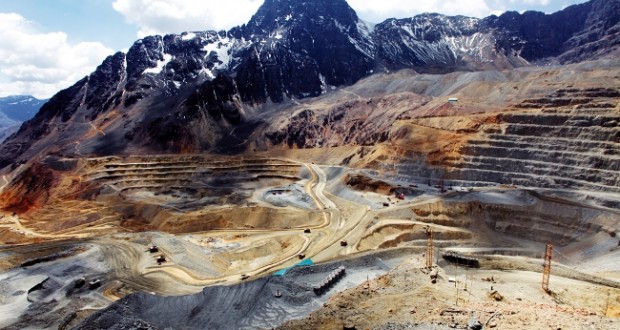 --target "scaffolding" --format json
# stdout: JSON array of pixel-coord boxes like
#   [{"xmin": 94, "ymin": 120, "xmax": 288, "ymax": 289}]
[
  {"xmin": 542, "ymin": 244, "xmax": 553, "ymax": 292},
  {"xmin": 425, "ymin": 227, "xmax": 434, "ymax": 269}
]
